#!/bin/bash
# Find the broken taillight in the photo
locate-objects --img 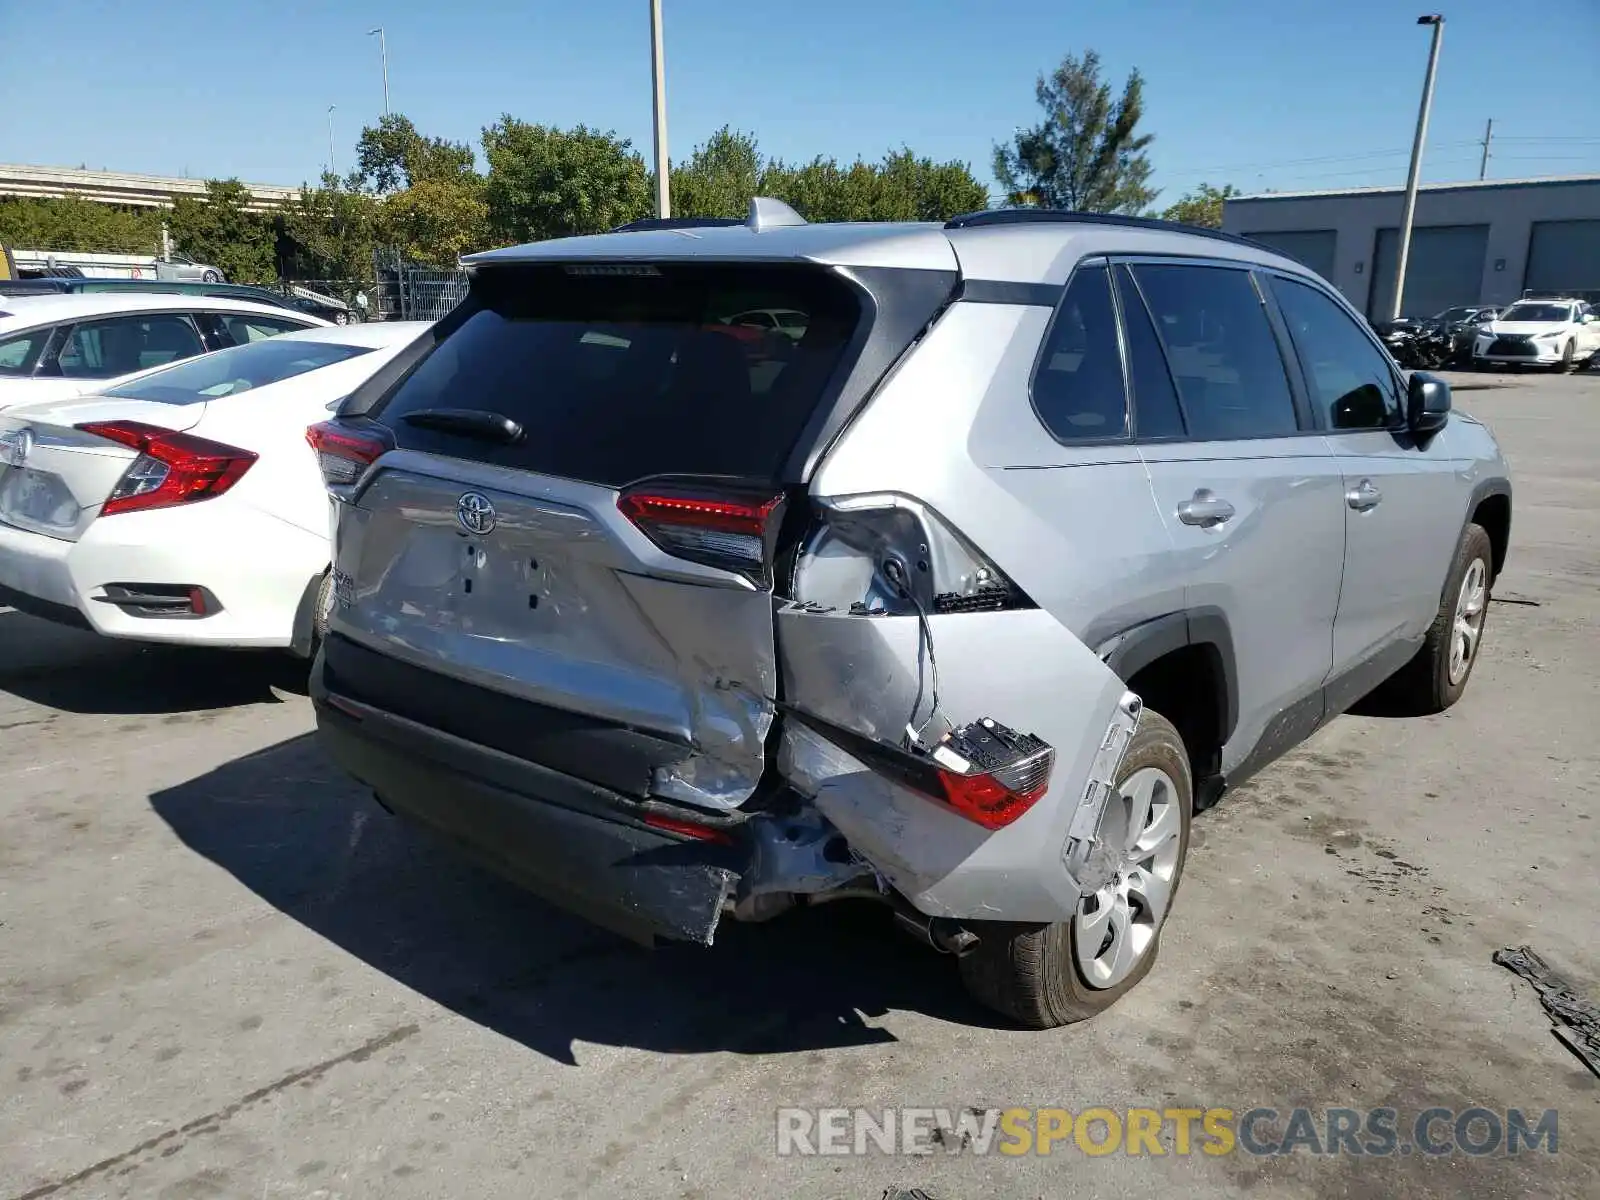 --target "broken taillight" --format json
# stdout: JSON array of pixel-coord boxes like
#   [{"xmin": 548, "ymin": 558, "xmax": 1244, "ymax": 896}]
[
  {"xmin": 78, "ymin": 421, "xmax": 258, "ymax": 517},
  {"xmin": 306, "ymin": 420, "xmax": 393, "ymax": 488},
  {"xmin": 928, "ymin": 718, "xmax": 1056, "ymax": 830},
  {"xmin": 618, "ymin": 485, "xmax": 784, "ymax": 581}
]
